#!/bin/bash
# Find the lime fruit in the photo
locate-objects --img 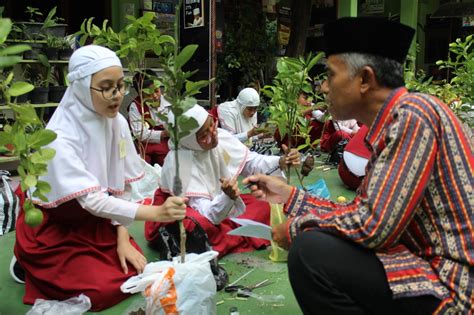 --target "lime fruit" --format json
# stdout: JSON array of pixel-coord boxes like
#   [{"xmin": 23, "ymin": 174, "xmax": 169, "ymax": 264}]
[
  {"xmin": 25, "ymin": 208, "xmax": 43, "ymax": 227},
  {"xmin": 337, "ymin": 196, "xmax": 347, "ymax": 203}
]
